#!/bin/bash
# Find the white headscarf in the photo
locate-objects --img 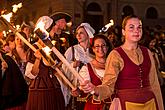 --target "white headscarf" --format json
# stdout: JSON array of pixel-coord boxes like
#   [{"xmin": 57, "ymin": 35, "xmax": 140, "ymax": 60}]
[{"xmin": 77, "ymin": 23, "xmax": 95, "ymax": 38}]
